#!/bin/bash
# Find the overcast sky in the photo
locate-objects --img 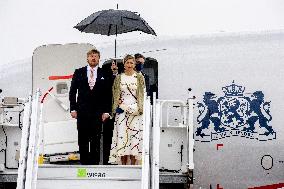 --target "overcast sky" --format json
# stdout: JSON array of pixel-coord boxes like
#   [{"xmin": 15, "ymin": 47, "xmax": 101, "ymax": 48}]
[{"xmin": 0, "ymin": 0, "xmax": 284, "ymax": 65}]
